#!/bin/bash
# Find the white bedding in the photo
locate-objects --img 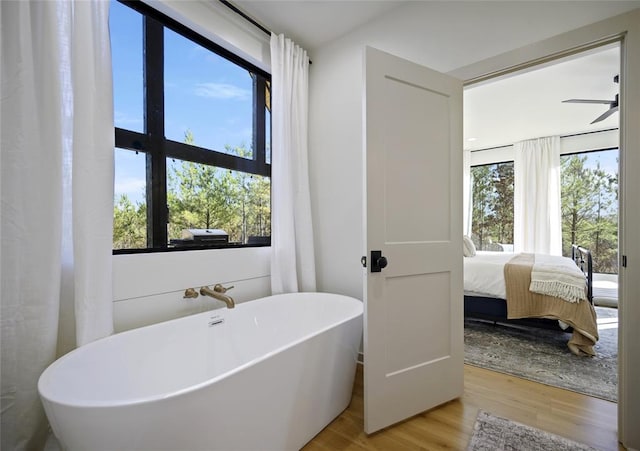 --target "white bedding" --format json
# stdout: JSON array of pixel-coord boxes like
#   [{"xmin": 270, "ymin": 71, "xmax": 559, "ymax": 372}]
[
  {"xmin": 530, "ymin": 253, "xmax": 587, "ymax": 302},
  {"xmin": 464, "ymin": 251, "xmax": 587, "ymax": 302},
  {"xmin": 463, "ymin": 251, "xmax": 514, "ymax": 299}
]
